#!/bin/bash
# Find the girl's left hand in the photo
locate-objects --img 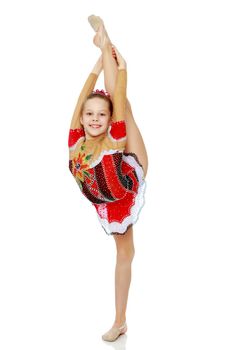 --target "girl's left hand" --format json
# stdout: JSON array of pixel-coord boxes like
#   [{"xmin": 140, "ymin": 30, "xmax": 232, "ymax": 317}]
[
  {"xmin": 112, "ymin": 46, "xmax": 118, "ymax": 64},
  {"xmin": 112, "ymin": 46, "xmax": 127, "ymax": 69}
]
